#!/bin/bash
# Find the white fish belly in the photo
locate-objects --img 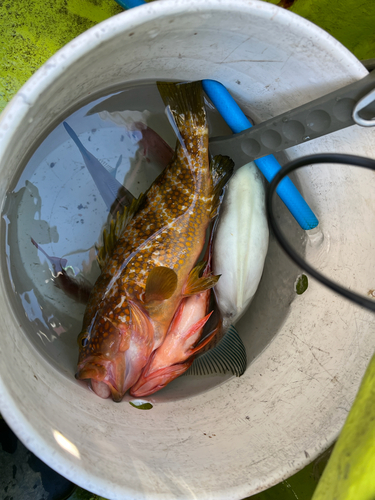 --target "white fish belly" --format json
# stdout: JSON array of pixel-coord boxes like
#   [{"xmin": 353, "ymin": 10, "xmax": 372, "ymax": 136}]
[{"xmin": 213, "ymin": 161, "xmax": 269, "ymax": 327}]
